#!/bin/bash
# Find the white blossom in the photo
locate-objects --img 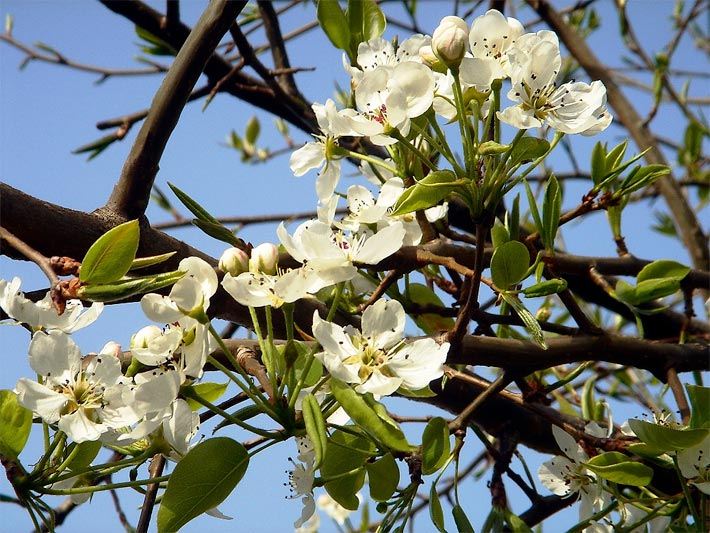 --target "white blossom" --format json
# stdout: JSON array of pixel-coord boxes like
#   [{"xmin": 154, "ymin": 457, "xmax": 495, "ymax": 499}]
[
  {"xmin": 287, "ymin": 437, "xmax": 317, "ymax": 528},
  {"xmin": 538, "ymin": 426, "xmax": 605, "ymax": 522},
  {"xmin": 498, "ymin": 32, "xmax": 611, "ymax": 134},
  {"xmin": 290, "ymin": 99, "xmax": 363, "ymax": 202},
  {"xmin": 677, "ymin": 434, "xmax": 710, "ymax": 495},
  {"xmin": 312, "ymin": 299, "xmax": 449, "ymax": 396},
  {"xmin": 353, "ymin": 62, "xmax": 435, "ymax": 145},
  {"xmin": 469, "ymin": 9, "xmax": 524, "ymax": 79},
  {"xmin": 278, "ymin": 219, "xmax": 406, "ymax": 287},
  {"xmin": 347, "ymin": 35, "xmax": 429, "ymax": 87},
  {"xmin": 317, "ymin": 493, "xmax": 358, "ymax": 525},
  {"xmin": 15, "ymin": 331, "xmax": 139, "ymax": 442},
  {"xmin": 0, "ymin": 277, "xmax": 103, "ymax": 333},
  {"xmin": 222, "ymin": 267, "xmax": 320, "ymax": 309}
]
